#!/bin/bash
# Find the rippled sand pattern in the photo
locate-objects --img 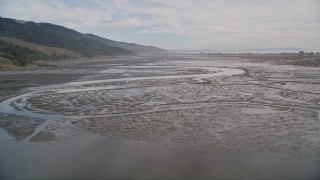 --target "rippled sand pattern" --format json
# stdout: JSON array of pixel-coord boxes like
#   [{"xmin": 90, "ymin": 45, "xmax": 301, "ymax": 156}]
[{"xmin": 1, "ymin": 56, "xmax": 320, "ymax": 179}]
